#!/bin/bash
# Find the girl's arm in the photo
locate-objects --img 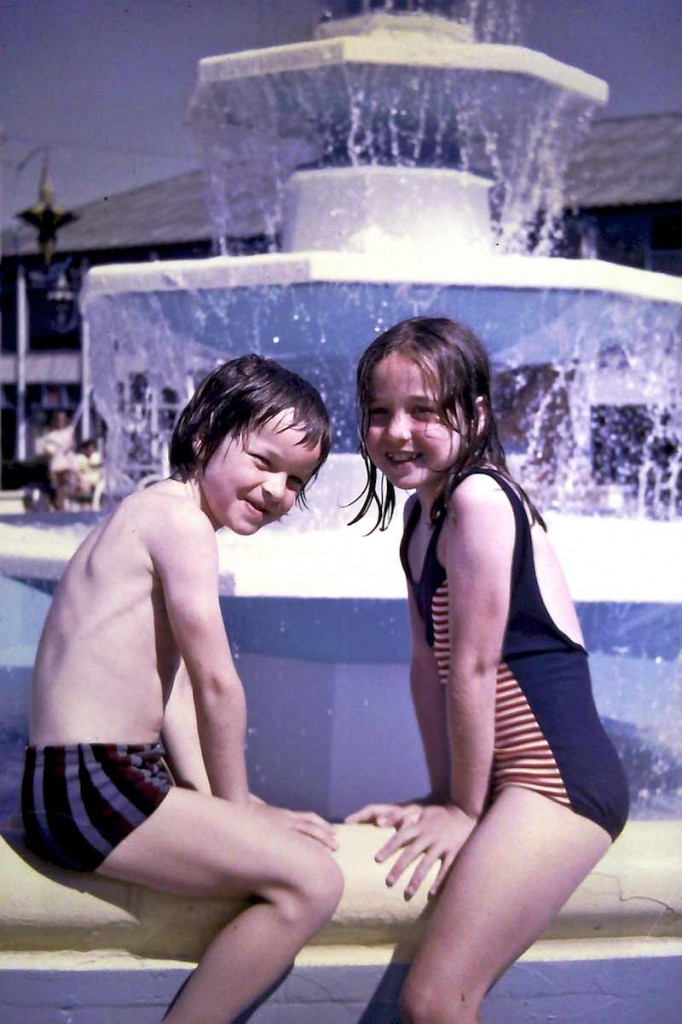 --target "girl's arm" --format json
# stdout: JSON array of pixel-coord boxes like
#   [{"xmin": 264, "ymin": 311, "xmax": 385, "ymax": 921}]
[
  {"xmin": 347, "ymin": 495, "xmax": 448, "ymax": 827},
  {"xmin": 346, "ymin": 589, "xmax": 449, "ymax": 828},
  {"xmin": 407, "ymin": 587, "xmax": 450, "ymax": 804},
  {"xmin": 443, "ymin": 474, "xmax": 515, "ymax": 820},
  {"xmin": 372, "ymin": 475, "xmax": 515, "ymax": 898}
]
